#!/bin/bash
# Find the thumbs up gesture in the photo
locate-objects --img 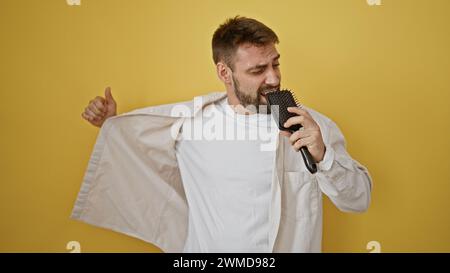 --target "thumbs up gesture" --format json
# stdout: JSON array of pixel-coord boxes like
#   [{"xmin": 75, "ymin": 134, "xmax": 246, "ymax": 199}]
[{"xmin": 81, "ymin": 87, "xmax": 117, "ymax": 127}]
